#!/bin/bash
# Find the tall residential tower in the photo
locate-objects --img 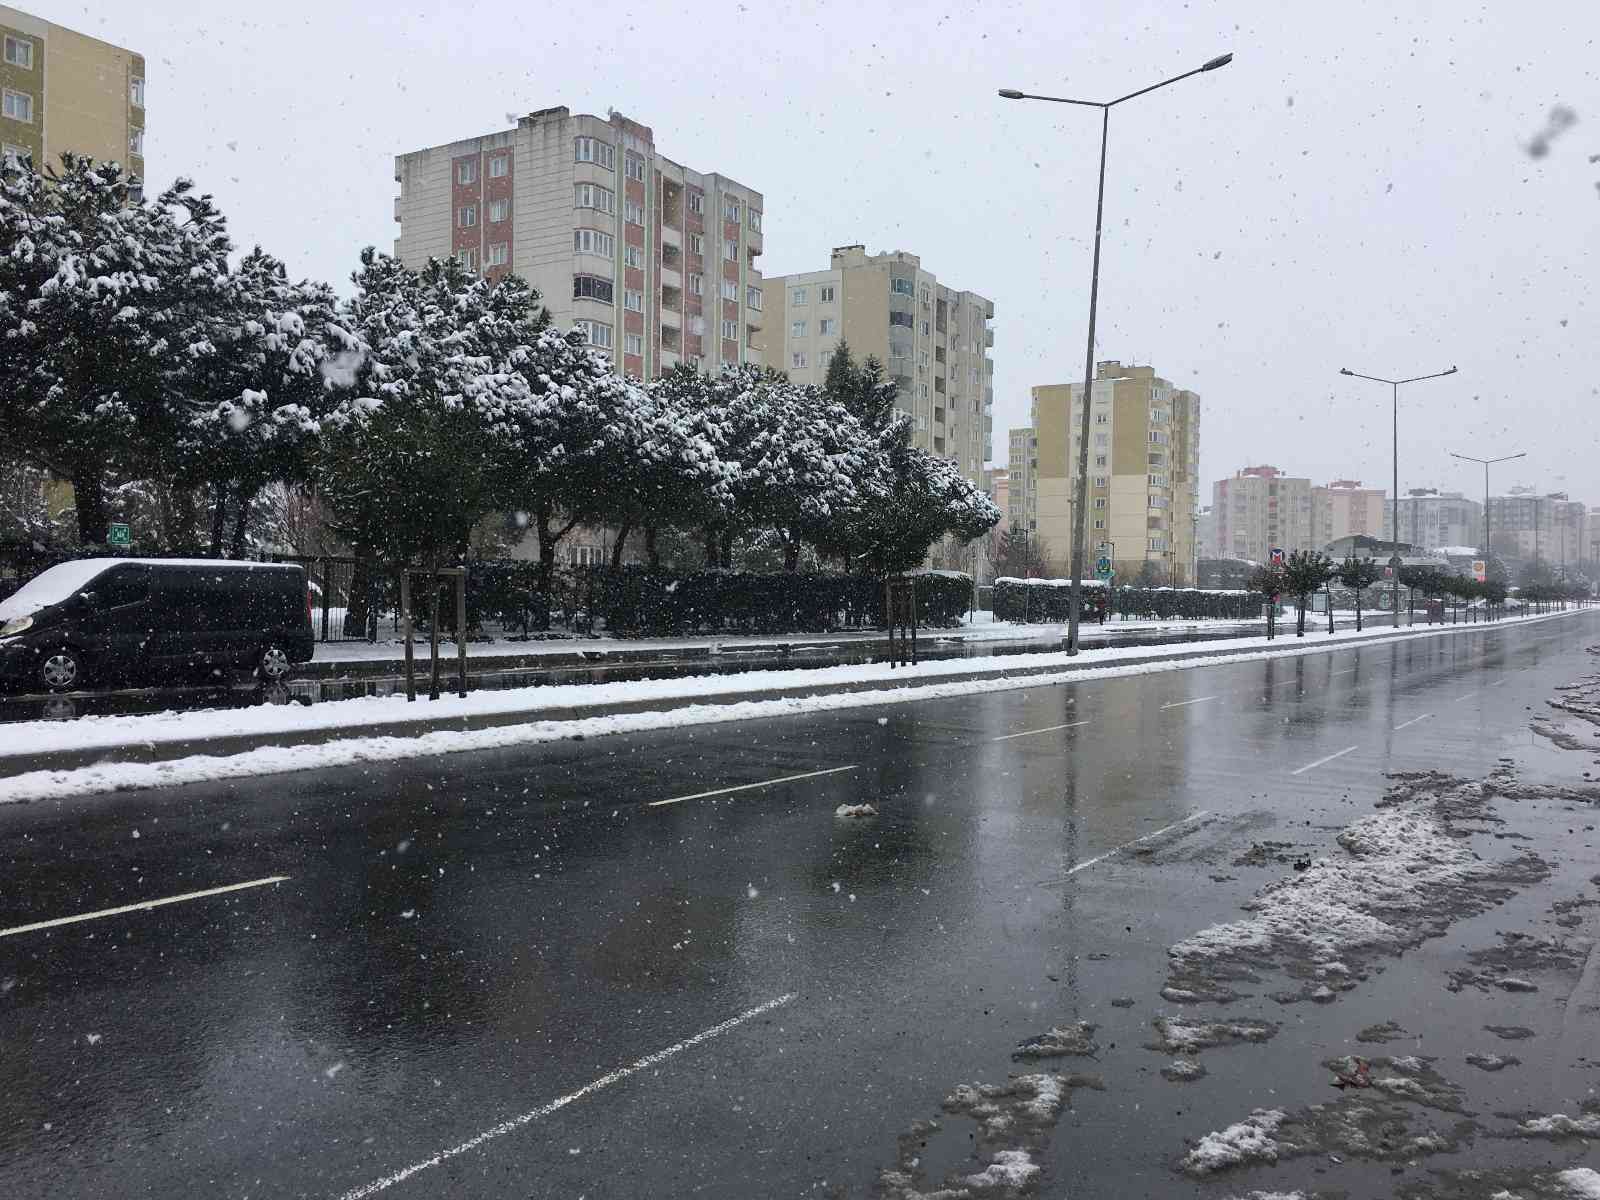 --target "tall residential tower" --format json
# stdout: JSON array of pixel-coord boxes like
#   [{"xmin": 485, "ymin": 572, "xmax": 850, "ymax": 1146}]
[{"xmin": 394, "ymin": 106, "xmax": 764, "ymax": 380}]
